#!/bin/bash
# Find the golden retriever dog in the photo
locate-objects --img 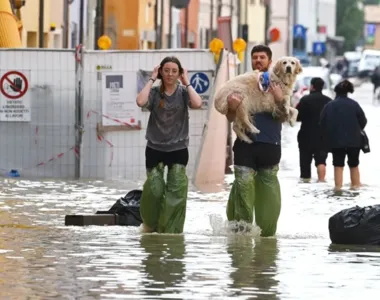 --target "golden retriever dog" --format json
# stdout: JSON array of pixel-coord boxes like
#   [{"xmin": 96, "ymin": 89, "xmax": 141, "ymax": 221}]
[{"xmin": 214, "ymin": 56, "xmax": 302, "ymax": 143}]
